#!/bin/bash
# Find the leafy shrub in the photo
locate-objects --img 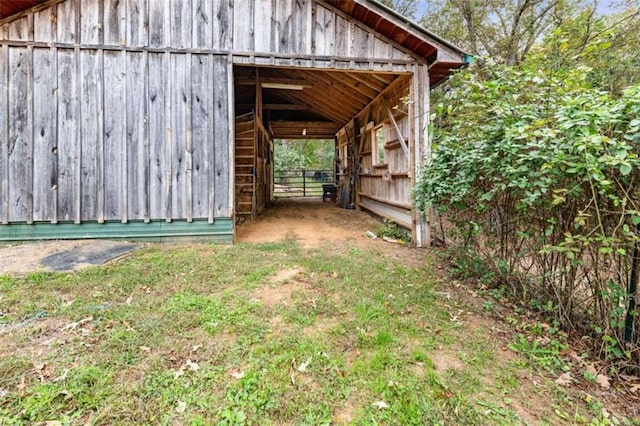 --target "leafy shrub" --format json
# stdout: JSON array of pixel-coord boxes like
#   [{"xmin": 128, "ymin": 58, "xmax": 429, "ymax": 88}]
[{"xmin": 415, "ymin": 56, "xmax": 640, "ymax": 369}]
